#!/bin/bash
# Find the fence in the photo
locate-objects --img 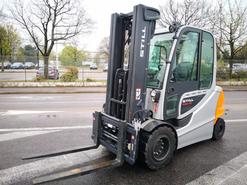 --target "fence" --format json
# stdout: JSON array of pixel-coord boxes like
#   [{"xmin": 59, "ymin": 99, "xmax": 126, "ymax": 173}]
[
  {"xmin": 0, "ymin": 55, "xmax": 108, "ymax": 82},
  {"xmin": 0, "ymin": 55, "xmax": 247, "ymax": 82},
  {"xmin": 217, "ymin": 59, "xmax": 247, "ymax": 81}
]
